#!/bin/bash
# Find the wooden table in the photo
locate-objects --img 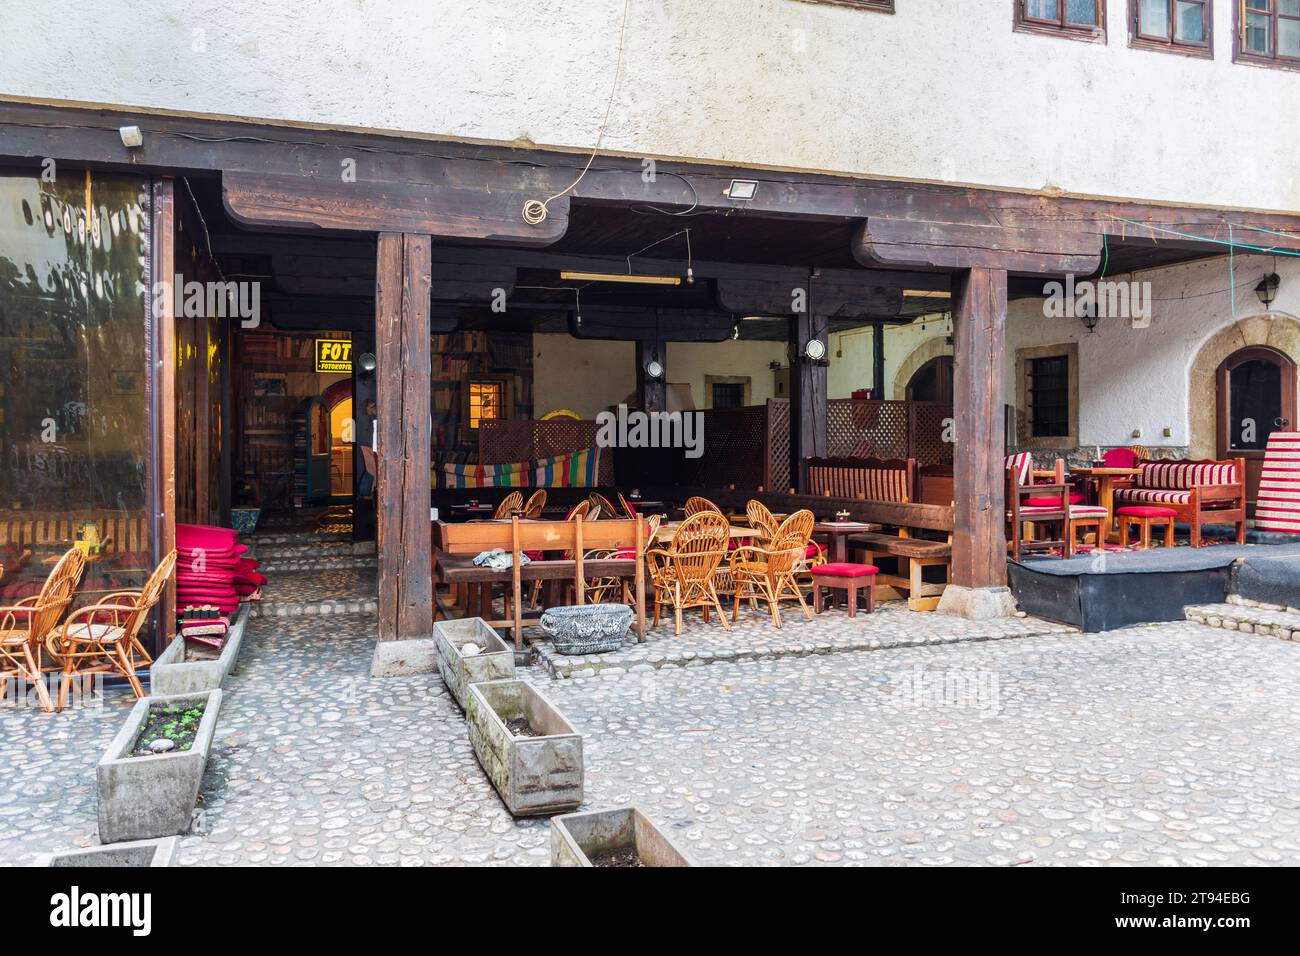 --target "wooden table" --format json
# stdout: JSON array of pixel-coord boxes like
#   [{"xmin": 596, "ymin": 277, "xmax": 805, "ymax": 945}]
[
  {"xmin": 653, "ymin": 522, "xmax": 761, "ymax": 543},
  {"xmin": 1070, "ymin": 467, "xmax": 1142, "ymax": 543},
  {"xmin": 813, "ymin": 520, "xmax": 883, "ymax": 563}
]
